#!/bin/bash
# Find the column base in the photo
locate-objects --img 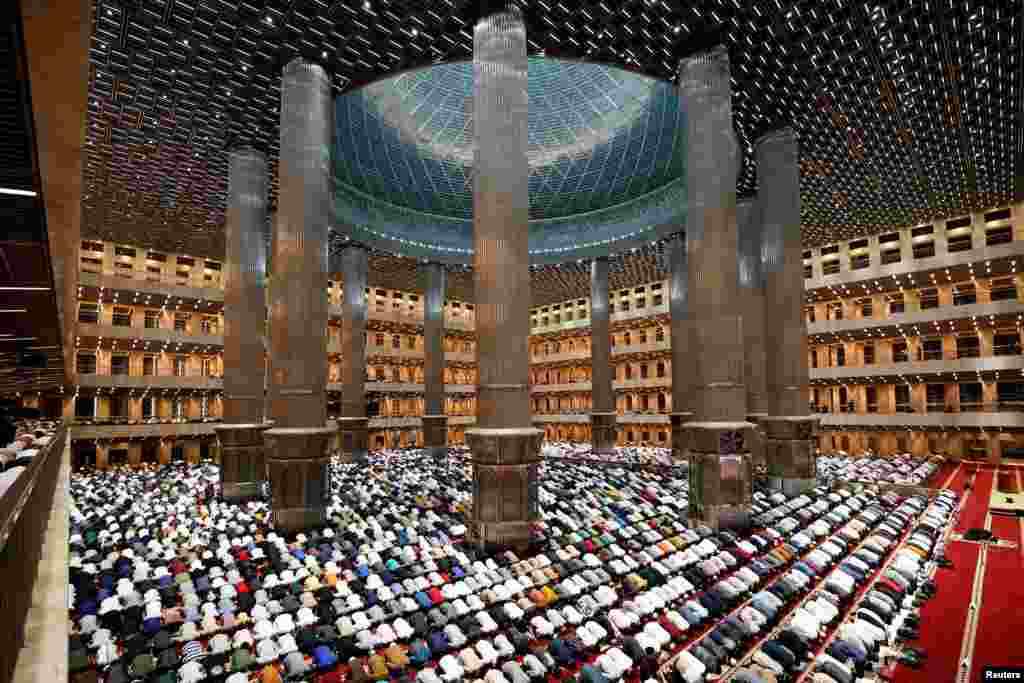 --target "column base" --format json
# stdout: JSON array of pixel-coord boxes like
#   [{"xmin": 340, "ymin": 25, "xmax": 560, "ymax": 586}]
[
  {"xmin": 336, "ymin": 417, "xmax": 368, "ymax": 465},
  {"xmin": 422, "ymin": 415, "xmax": 449, "ymax": 461},
  {"xmin": 684, "ymin": 421, "xmax": 756, "ymax": 531},
  {"xmin": 768, "ymin": 477, "xmax": 817, "ymax": 496},
  {"xmin": 761, "ymin": 415, "xmax": 820, "ymax": 480},
  {"xmin": 745, "ymin": 413, "xmax": 768, "ymax": 473},
  {"xmin": 589, "ymin": 412, "xmax": 617, "ymax": 455},
  {"xmin": 466, "ymin": 427, "xmax": 543, "ymax": 553},
  {"xmin": 689, "ymin": 503, "xmax": 751, "ymax": 531},
  {"xmin": 264, "ymin": 427, "xmax": 334, "ymax": 533},
  {"xmin": 214, "ymin": 423, "xmax": 271, "ymax": 502},
  {"xmin": 669, "ymin": 412, "xmax": 693, "ymax": 462}
]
